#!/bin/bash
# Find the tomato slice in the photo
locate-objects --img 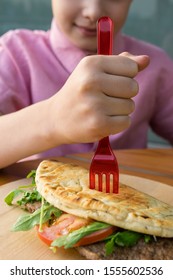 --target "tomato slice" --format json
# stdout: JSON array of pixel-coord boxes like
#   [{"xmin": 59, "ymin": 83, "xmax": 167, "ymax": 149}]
[
  {"xmin": 36, "ymin": 213, "xmax": 91, "ymax": 246},
  {"xmin": 36, "ymin": 213, "xmax": 116, "ymax": 247},
  {"xmin": 74, "ymin": 226, "xmax": 116, "ymax": 247}
]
